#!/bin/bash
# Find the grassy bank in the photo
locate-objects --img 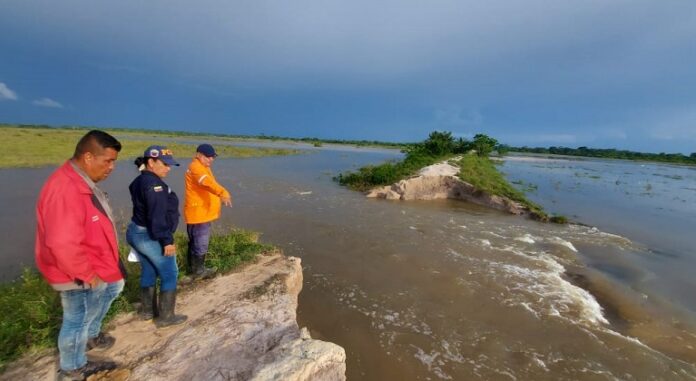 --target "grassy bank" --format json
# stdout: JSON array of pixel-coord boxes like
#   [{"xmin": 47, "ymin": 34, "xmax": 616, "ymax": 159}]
[
  {"xmin": 456, "ymin": 155, "xmax": 547, "ymax": 219},
  {"xmin": 0, "ymin": 228, "xmax": 272, "ymax": 371},
  {"xmin": 0, "ymin": 125, "xmax": 300, "ymax": 168},
  {"xmin": 335, "ymin": 152, "xmax": 439, "ymax": 191},
  {"xmin": 336, "ymin": 131, "xmax": 495, "ymax": 191},
  {"xmin": 336, "ymin": 131, "xmax": 563, "ymax": 221}
]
